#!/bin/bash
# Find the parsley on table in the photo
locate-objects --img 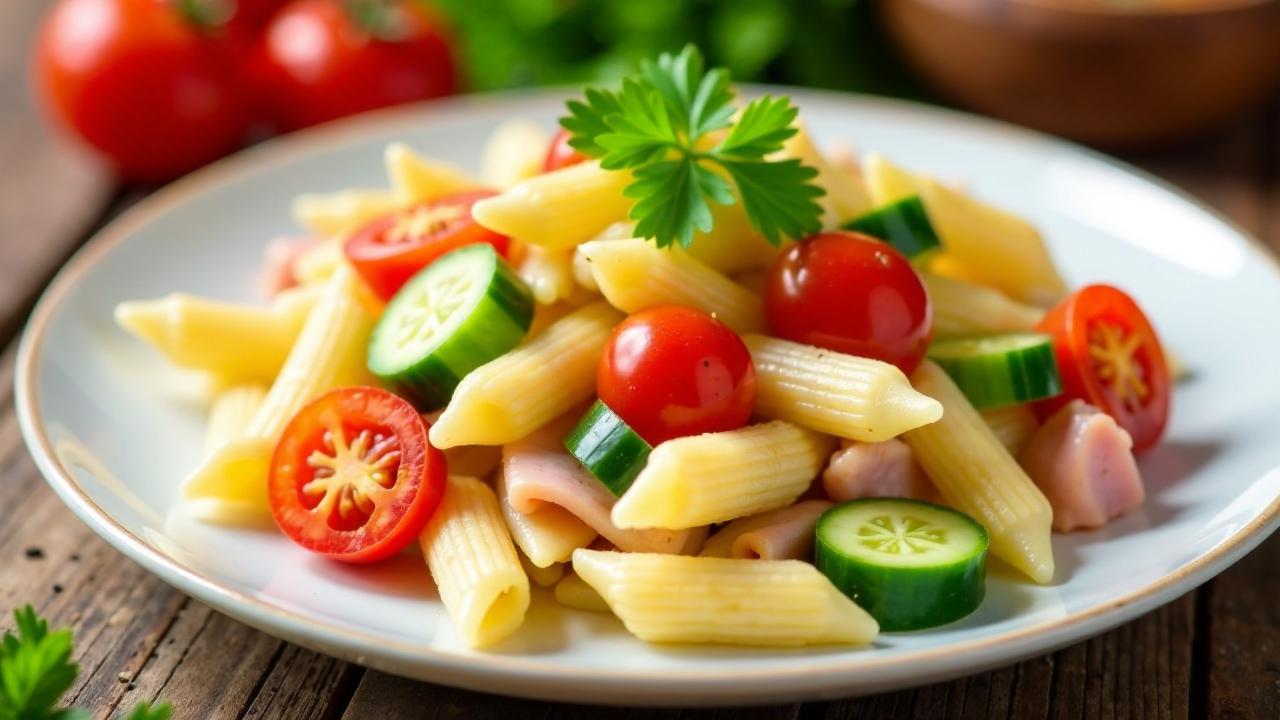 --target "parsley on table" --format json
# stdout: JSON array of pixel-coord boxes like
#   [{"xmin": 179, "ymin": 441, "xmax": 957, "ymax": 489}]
[
  {"xmin": 0, "ymin": 606, "xmax": 172, "ymax": 720},
  {"xmin": 560, "ymin": 44, "xmax": 825, "ymax": 250}
]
